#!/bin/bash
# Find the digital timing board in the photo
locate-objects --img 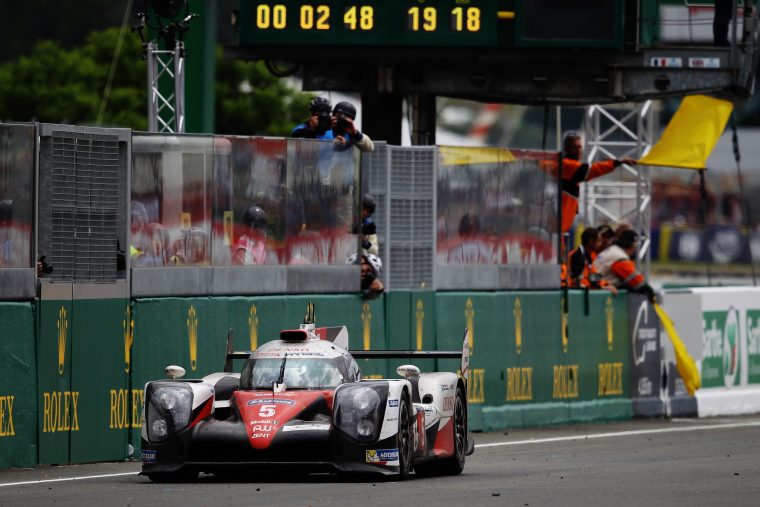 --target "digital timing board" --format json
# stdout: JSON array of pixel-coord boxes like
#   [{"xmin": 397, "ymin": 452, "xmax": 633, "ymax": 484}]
[{"xmin": 237, "ymin": 0, "xmax": 502, "ymax": 47}]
